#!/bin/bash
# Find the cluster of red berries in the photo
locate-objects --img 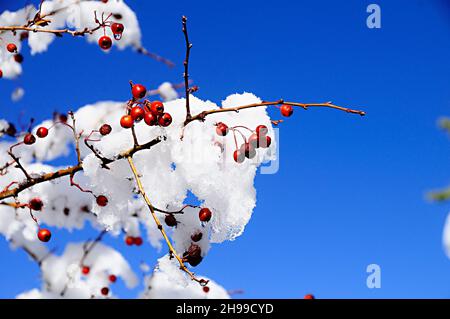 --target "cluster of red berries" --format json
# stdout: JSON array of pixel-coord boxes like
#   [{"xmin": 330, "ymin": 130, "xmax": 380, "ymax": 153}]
[
  {"xmin": 120, "ymin": 84, "xmax": 173, "ymax": 129},
  {"xmin": 0, "ymin": 43, "xmax": 23, "ymax": 78},
  {"xmin": 125, "ymin": 235, "xmax": 143, "ymax": 246},
  {"xmin": 98, "ymin": 22, "xmax": 124, "ymax": 50},
  {"xmin": 216, "ymin": 123, "xmax": 272, "ymax": 163},
  {"xmin": 81, "ymin": 265, "xmax": 117, "ymax": 296}
]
